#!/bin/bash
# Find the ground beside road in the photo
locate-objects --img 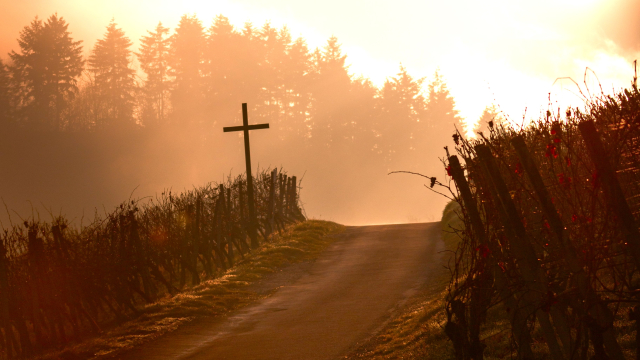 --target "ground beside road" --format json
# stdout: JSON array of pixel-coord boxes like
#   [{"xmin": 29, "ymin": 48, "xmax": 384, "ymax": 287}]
[
  {"xmin": 42, "ymin": 221, "xmax": 344, "ymax": 360},
  {"xmin": 117, "ymin": 222, "xmax": 442, "ymax": 360}
]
